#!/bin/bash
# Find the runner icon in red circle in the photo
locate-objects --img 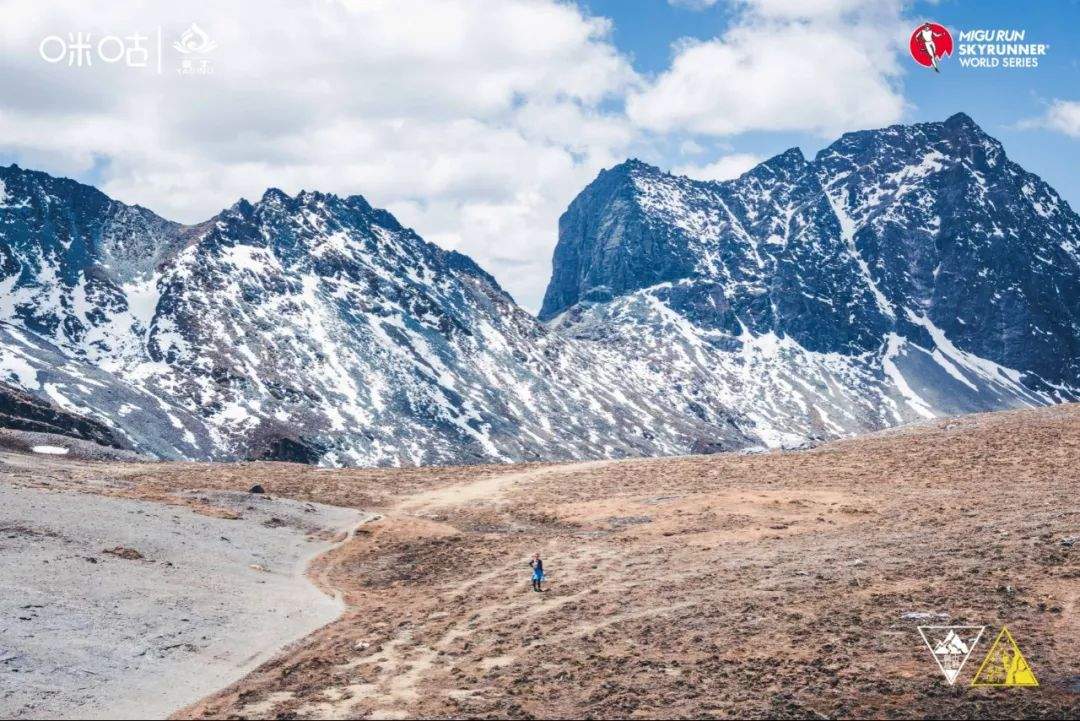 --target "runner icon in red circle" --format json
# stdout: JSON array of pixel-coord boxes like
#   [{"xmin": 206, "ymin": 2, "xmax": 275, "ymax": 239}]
[{"xmin": 910, "ymin": 22, "xmax": 953, "ymax": 73}]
